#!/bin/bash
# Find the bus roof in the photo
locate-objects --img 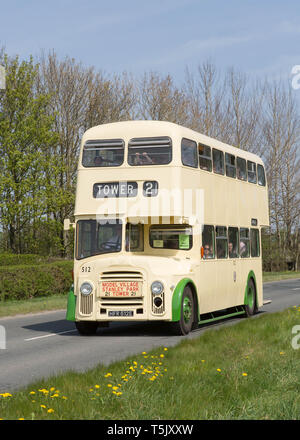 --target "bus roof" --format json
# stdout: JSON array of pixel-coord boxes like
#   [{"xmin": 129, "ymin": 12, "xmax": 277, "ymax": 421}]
[{"xmin": 81, "ymin": 120, "xmax": 265, "ymax": 165}]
